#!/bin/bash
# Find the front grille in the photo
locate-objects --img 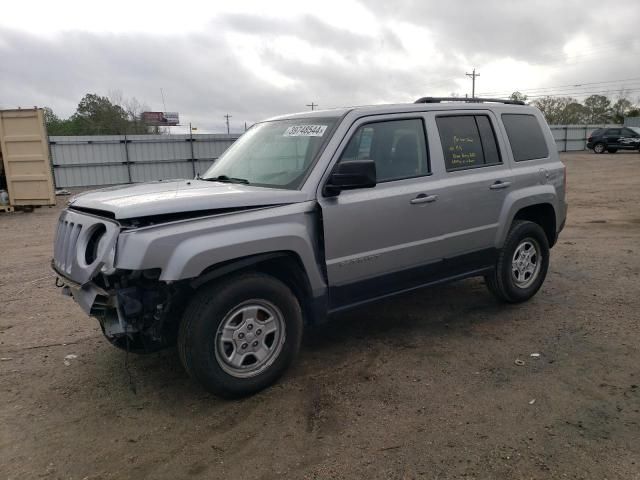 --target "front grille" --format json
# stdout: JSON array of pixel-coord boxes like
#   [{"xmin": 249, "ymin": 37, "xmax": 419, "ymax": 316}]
[
  {"xmin": 52, "ymin": 209, "xmax": 119, "ymax": 285},
  {"xmin": 54, "ymin": 220, "xmax": 83, "ymax": 274}
]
